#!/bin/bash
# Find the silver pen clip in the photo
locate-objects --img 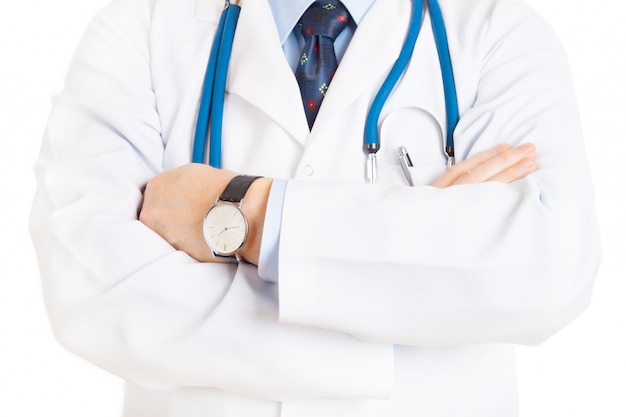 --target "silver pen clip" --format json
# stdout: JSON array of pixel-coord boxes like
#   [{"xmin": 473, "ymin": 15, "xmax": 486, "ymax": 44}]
[{"xmin": 397, "ymin": 146, "xmax": 414, "ymax": 186}]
